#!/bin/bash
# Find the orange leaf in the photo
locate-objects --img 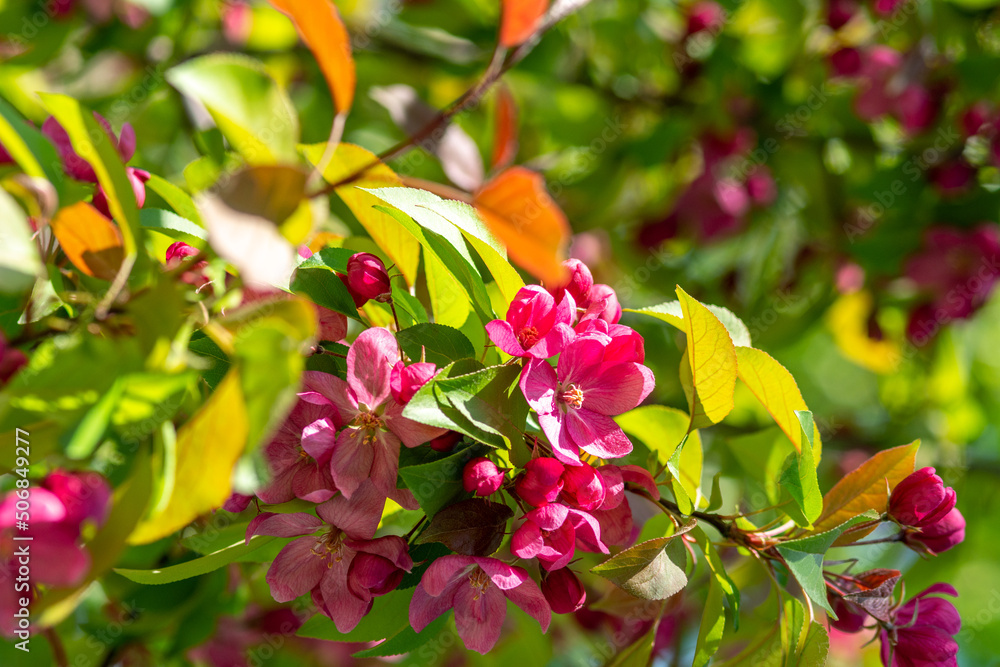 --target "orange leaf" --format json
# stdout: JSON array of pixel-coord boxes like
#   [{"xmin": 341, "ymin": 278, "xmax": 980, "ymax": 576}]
[
  {"xmin": 812, "ymin": 441, "xmax": 919, "ymax": 544},
  {"xmin": 270, "ymin": 0, "xmax": 355, "ymax": 114},
  {"xmin": 491, "ymin": 86, "xmax": 519, "ymax": 169},
  {"xmin": 499, "ymin": 0, "xmax": 549, "ymax": 47},
  {"xmin": 473, "ymin": 166, "xmax": 569, "ymax": 285},
  {"xmin": 50, "ymin": 202, "xmax": 124, "ymax": 281}
]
